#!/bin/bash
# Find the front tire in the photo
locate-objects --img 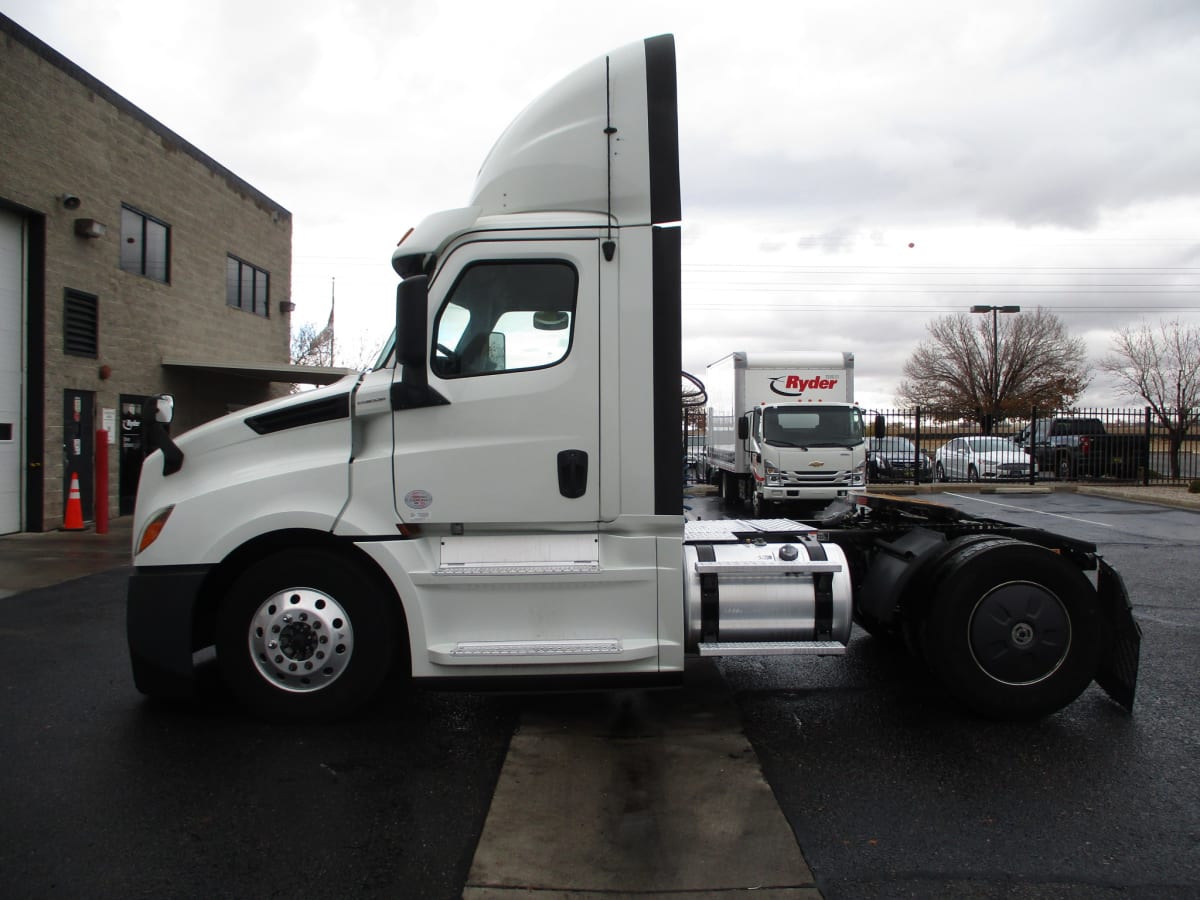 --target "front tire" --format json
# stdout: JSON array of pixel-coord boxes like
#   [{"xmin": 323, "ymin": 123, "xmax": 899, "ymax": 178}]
[
  {"xmin": 922, "ymin": 538, "xmax": 1101, "ymax": 719},
  {"xmin": 216, "ymin": 549, "xmax": 396, "ymax": 720},
  {"xmin": 935, "ymin": 462, "xmax": 946, "ymax": 482}
]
